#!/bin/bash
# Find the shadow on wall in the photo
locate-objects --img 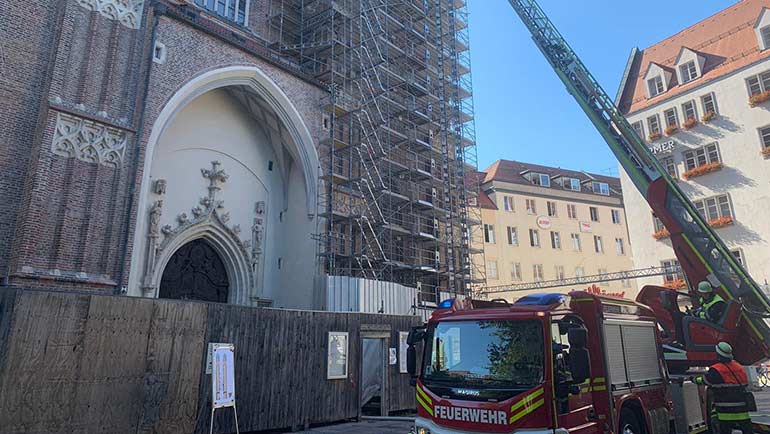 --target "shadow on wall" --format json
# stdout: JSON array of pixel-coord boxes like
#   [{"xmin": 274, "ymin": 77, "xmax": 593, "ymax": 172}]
[
  {"xmin": 726, "ymin": 221, "xmax": 764, "ymax": 246},
  {"xmin": 705, "ymin": 166, "xmax": 757, "ymax": 189}
]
